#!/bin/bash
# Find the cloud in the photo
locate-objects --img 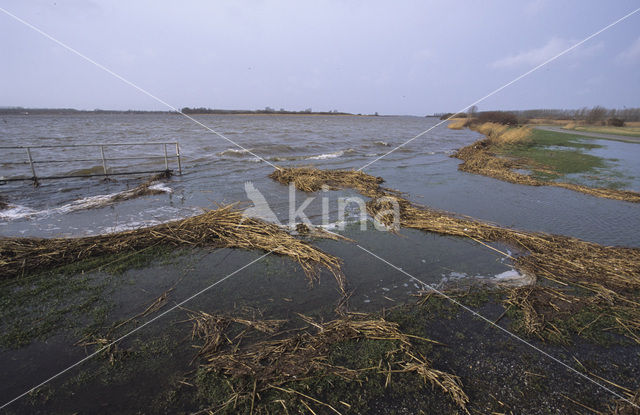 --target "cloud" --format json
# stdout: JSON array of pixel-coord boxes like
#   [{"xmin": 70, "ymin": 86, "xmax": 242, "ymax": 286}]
[
  {"xmin": 616, "ymin": 36, "xmax": 640, "ymax": 63},
  {"xmin": 492, "ymin": 37, "xmax": 602, "ymax": 68}
]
